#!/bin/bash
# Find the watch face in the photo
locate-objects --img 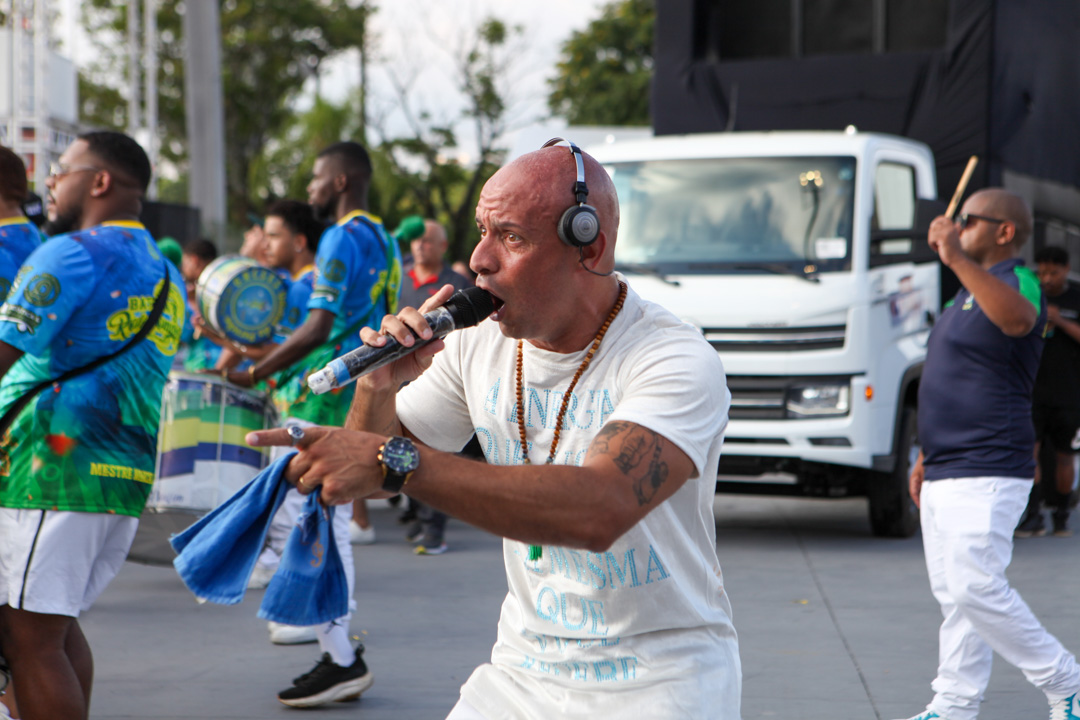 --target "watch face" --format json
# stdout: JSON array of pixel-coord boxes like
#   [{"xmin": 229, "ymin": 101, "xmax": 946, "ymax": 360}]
[{"xmin": 382, "ymin": 436, "xmax": 420, "ymax": 475}]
